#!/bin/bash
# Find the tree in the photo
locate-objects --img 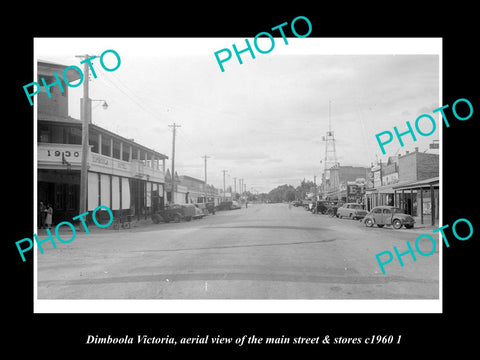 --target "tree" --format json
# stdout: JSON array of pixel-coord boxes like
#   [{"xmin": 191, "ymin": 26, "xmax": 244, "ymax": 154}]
[
  {"xmin": 267, "ymin": 184, "xmax": 297, "ymax": 203},
  {"xmin": 295, "ymin": 179, "xmax": 315, "ymax": 200}
]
